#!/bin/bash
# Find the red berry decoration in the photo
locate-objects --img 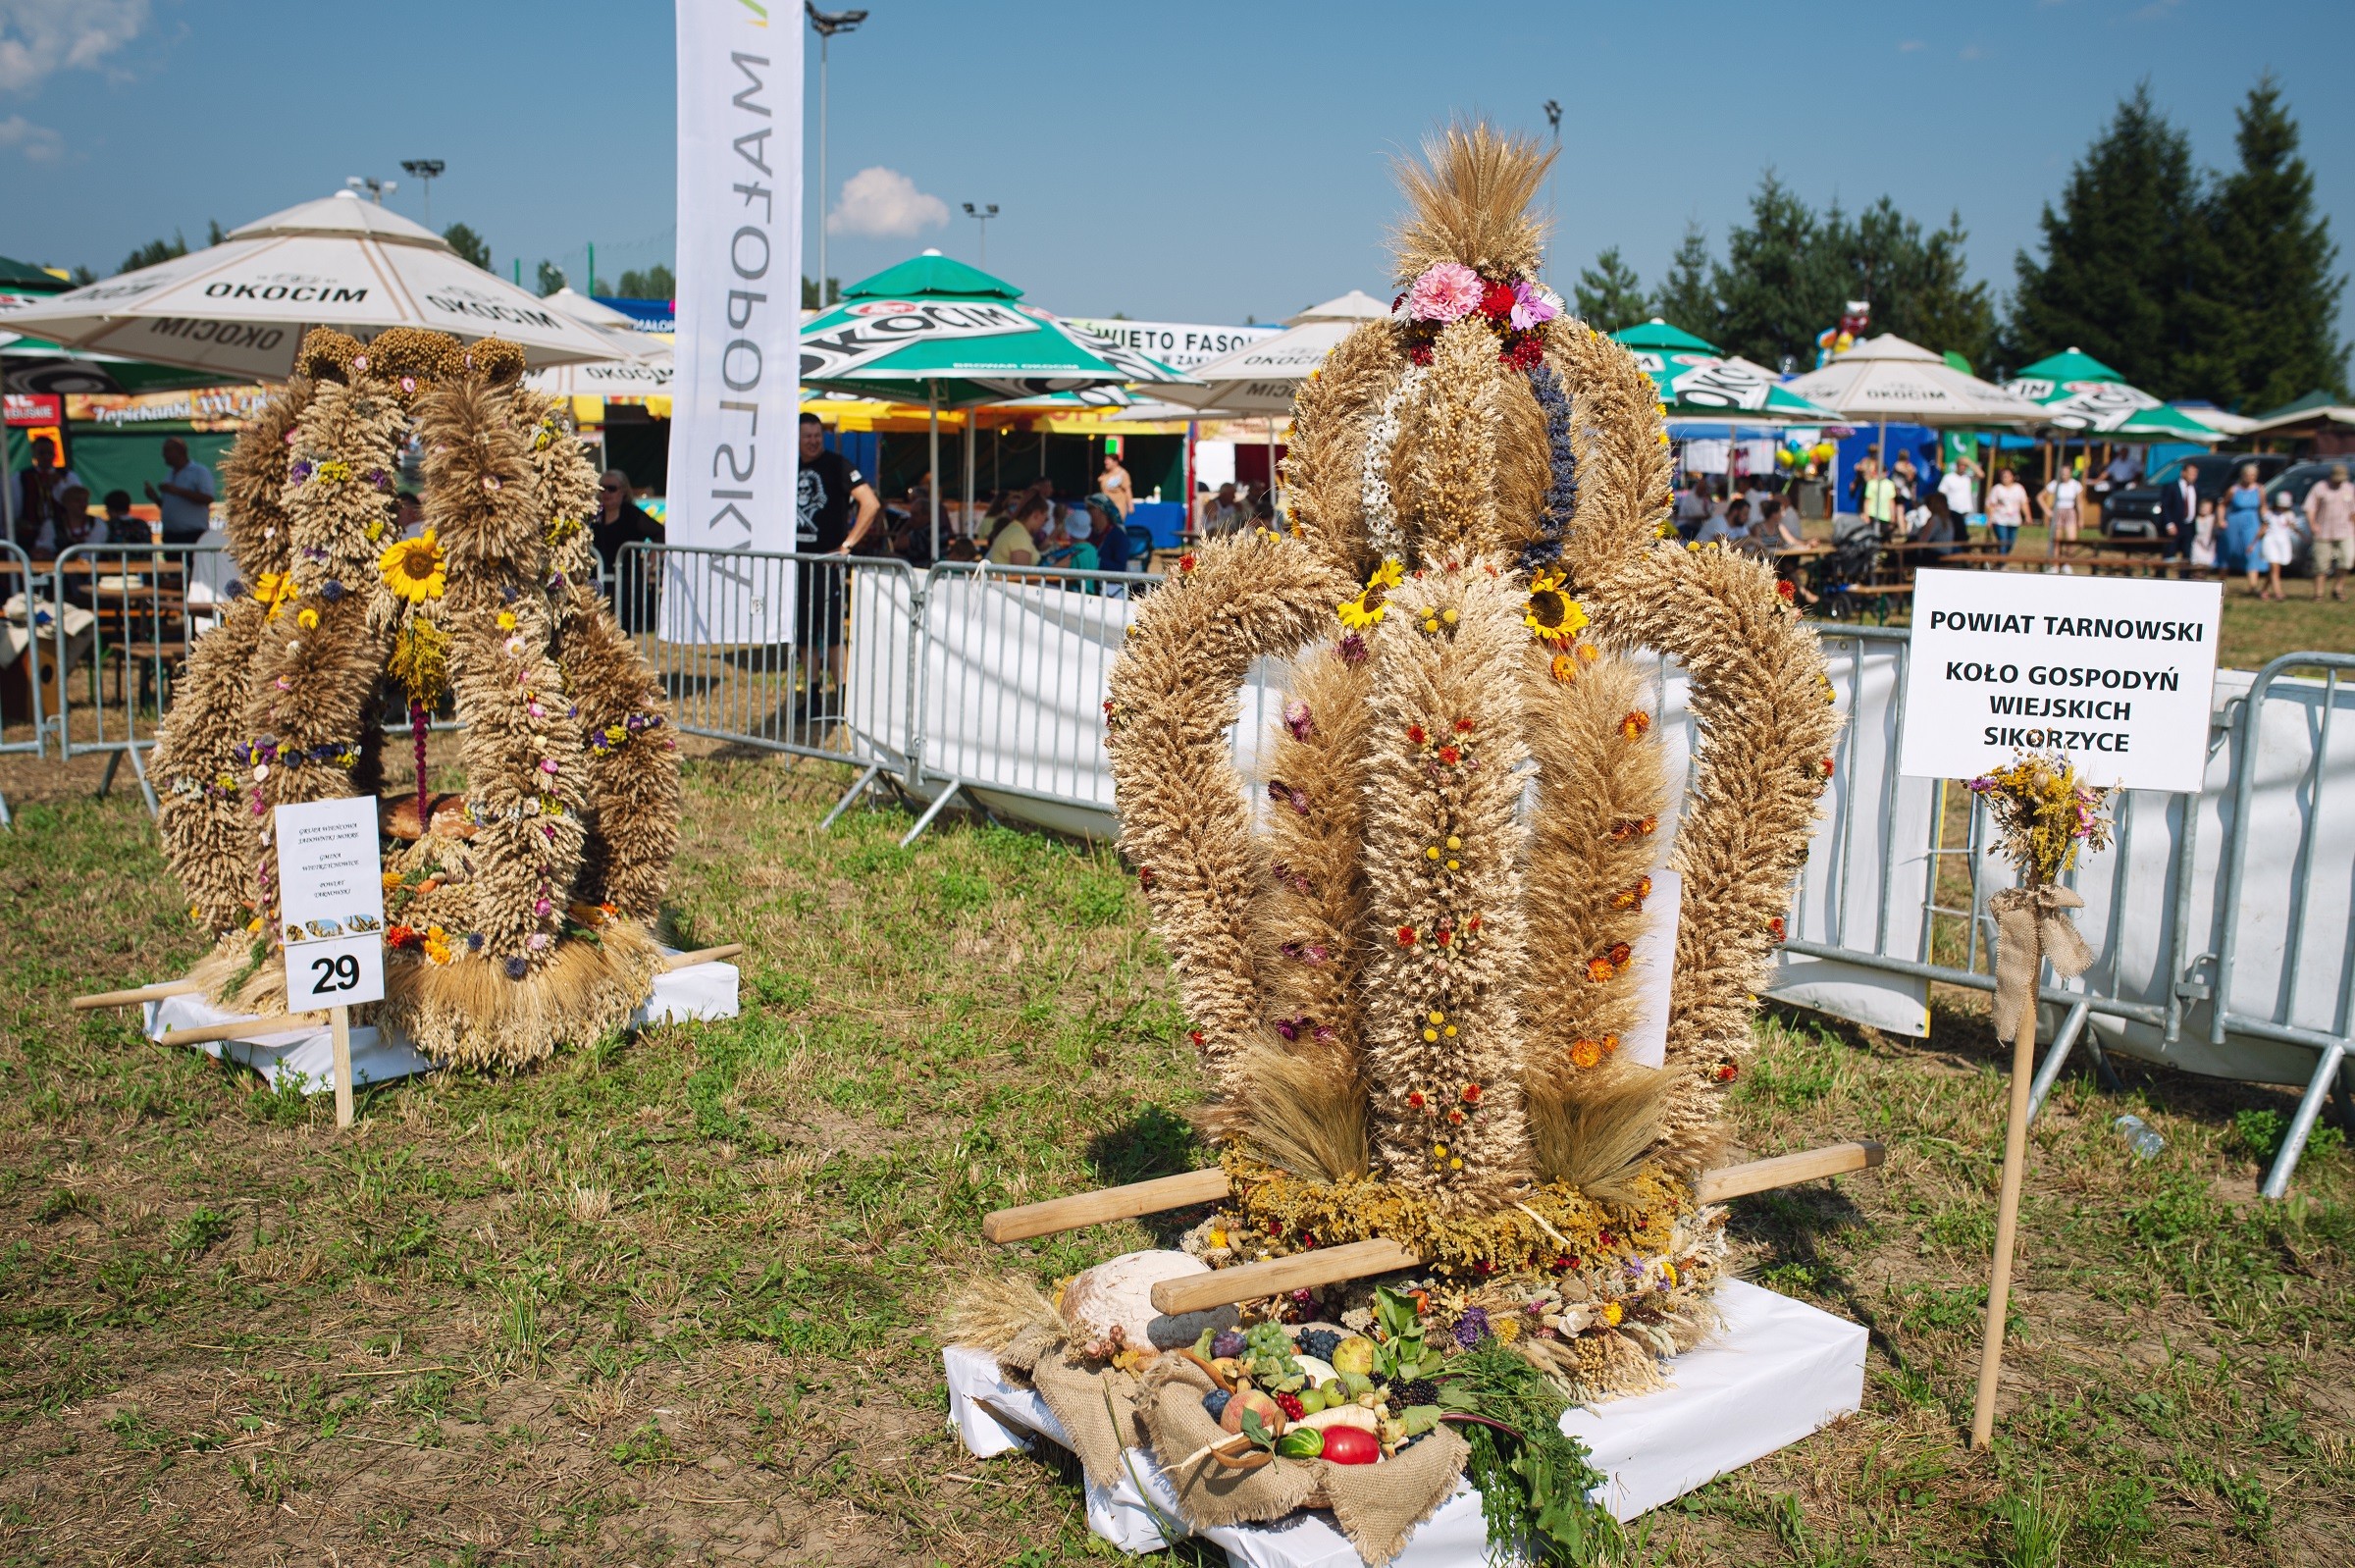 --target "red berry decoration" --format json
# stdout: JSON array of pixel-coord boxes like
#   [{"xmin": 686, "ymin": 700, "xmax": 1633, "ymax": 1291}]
[{"xmin": 1274, "ymin": 1391, "xmax": 1306, "ymax": 1422}]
